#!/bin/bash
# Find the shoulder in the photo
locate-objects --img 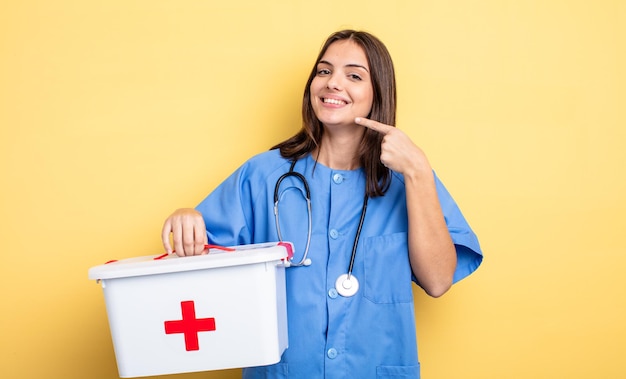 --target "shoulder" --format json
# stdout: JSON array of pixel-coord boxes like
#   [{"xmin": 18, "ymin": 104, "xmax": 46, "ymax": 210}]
[
  {"xmin": 245, "ymin": 148, "xmax": 283, "ymax": 165},
  {"xmin": 238, "ymin": 149, "xmax": 293, "ymax": 181}
]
